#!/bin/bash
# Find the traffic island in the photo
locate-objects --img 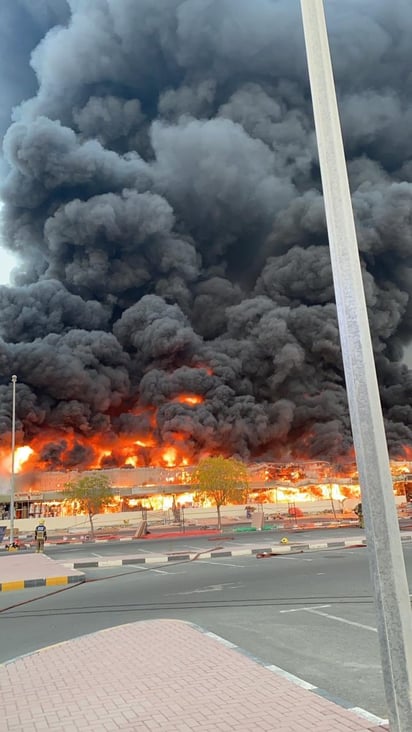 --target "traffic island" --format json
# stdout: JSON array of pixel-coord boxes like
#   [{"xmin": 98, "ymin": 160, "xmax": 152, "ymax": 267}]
[{"xmin": 0, "ymin": 552, "xmax": 85, "ymax": 591}]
